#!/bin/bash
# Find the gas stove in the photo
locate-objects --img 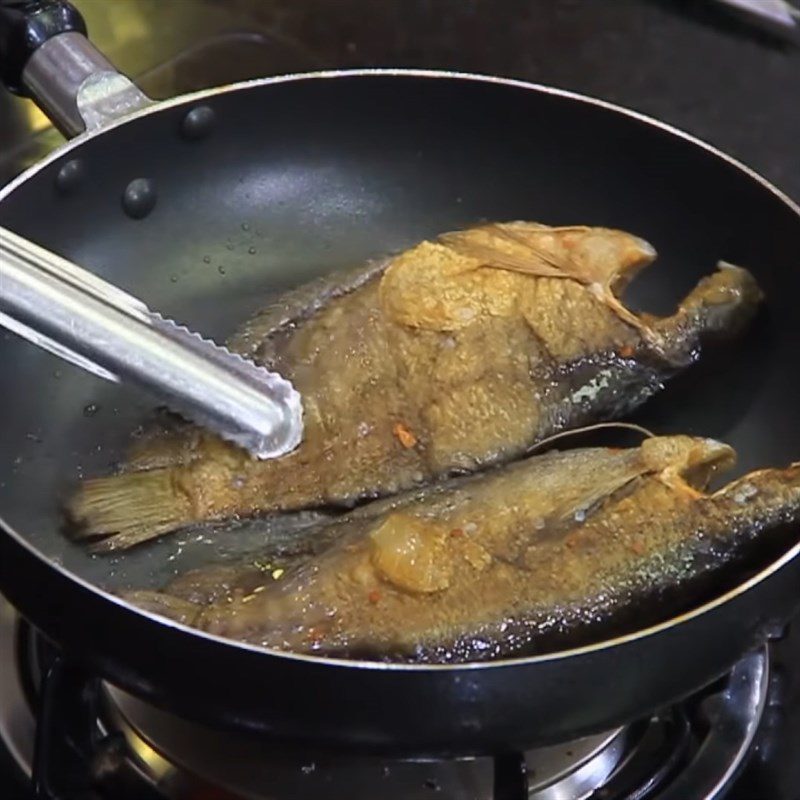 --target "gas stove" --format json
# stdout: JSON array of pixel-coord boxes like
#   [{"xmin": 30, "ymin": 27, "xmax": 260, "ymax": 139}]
[{"xmin": 1, "ymin": 595, "xmax": 799, "ymax": 800}]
